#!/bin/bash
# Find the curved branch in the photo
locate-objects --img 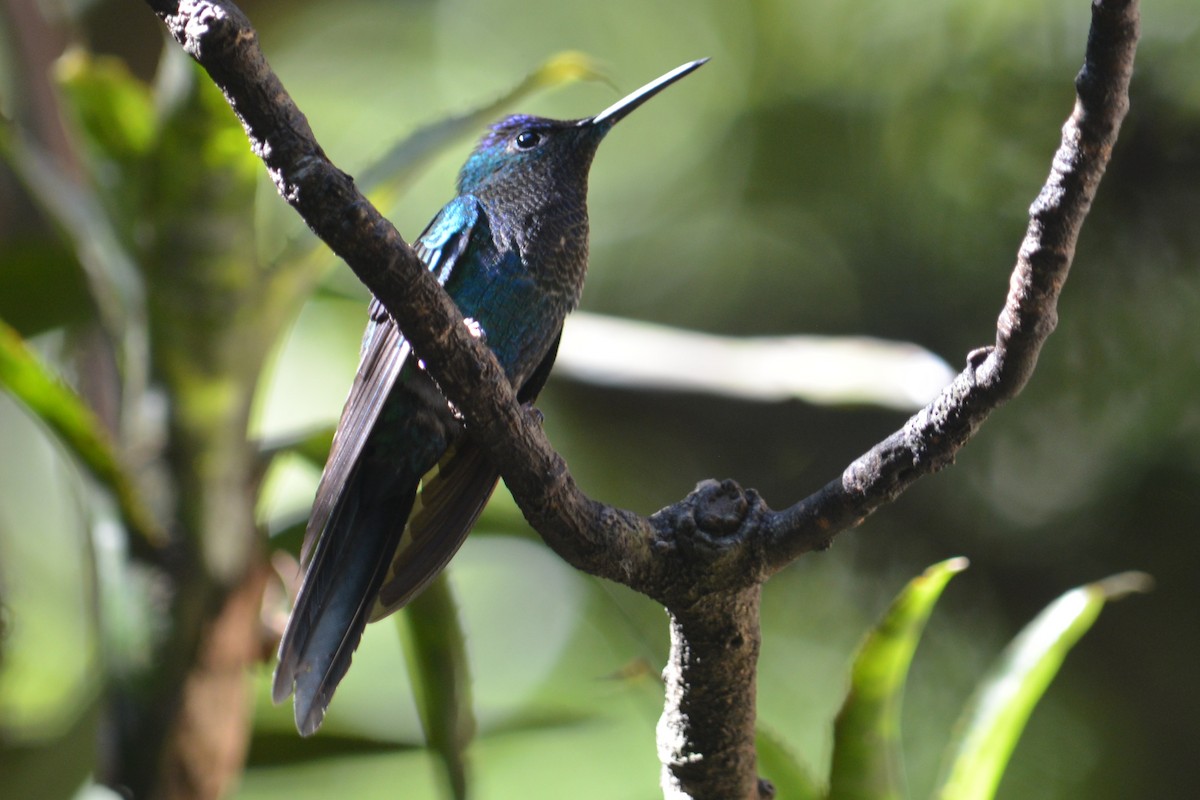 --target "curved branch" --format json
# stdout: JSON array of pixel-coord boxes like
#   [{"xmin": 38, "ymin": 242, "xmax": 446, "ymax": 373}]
[
  {"xmin": 146, "ymin": 0, "xmax": 651, "ymax": 582},
  {"xmin": 145, "ymin": 2, "xmax": 1139, "ymax": 797},
  {"xmin": 146, "ymin": 0, "xmax": 1139, "ymax": 600},
  {"xmin": 764, "ymin": 0, "xmax": 1140, "ymax": 569}
]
